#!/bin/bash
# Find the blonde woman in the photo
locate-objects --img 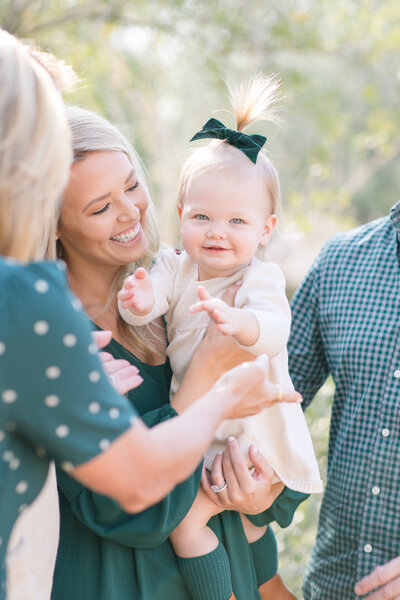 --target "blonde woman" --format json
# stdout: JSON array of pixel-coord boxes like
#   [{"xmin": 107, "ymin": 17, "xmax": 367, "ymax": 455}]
[
  {"xmin": 0, "ymin": 30, "xmax": 297, "ymax": 600},
  {"xmin": 51, "ymin": 105, "xmax": 305, "ymax": 600}
]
